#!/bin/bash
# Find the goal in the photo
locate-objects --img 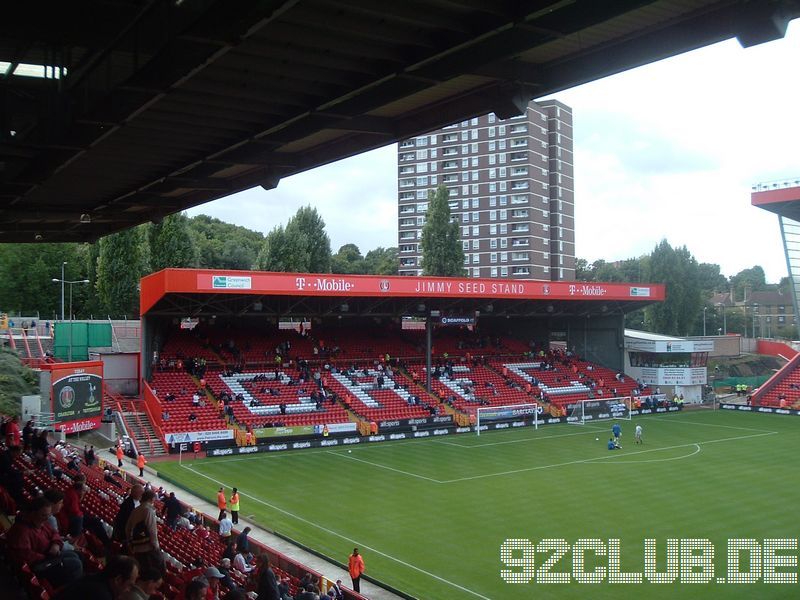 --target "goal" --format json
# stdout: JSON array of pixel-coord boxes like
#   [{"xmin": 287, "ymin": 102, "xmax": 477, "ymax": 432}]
[
  {"xmin": 476, "ymin": 402, "xmax": 539, "ymax": 436},
  {"xmin": 568, "ymin": 396, "xmax": 632, "ymax": 425}
]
